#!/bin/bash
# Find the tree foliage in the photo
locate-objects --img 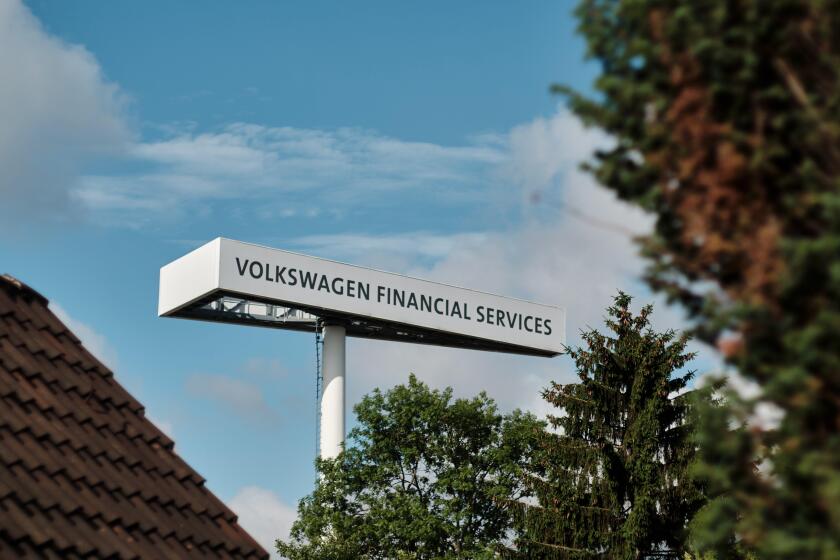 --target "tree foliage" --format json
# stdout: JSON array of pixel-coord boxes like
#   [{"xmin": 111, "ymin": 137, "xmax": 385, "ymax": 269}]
[
  {"xmin": 513, "ymin": 294, "xmax": 704, "ymax": 559},
  {"xmin": 277, "ymin": 374, "xmax": 542, "ymax": 560},
  {"xmin": 559, "ymin": 0, "xmax": 840, "ymax": 556}
]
